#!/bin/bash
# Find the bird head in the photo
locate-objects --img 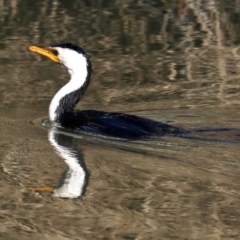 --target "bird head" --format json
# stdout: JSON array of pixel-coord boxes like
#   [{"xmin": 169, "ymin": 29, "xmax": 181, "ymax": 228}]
[{"xmin": 29, "ymin": 43, "xmax": 91, "ymax": 75}]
